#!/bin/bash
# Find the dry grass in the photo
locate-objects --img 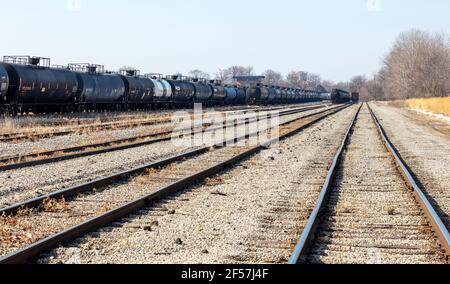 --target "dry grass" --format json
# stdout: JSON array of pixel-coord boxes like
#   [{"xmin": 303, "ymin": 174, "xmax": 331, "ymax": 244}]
[
  {"xmin": 144, "ymin": 168, "xmax": 159, "ymax": 175},
  {"xmin": 1, "ymin": 113, "xmax": 169, "ymax": 139},
  {"xmin": 91, "ymin": 134, "xmax": 115, "ymax": 145},
  {"xmin": 0, "ymin": 110, "xmax": 237, "ymax": 142},
  {"xmin": 1, "ymin": 119, "xmax": 63, "ymax": 137},
  {"xmin": 385, "ymin": 206, "xmax": 396, "ymax": 216},
  {"xmin": 243, "ymin": 158, "xmax": 258, "ymax": 168},
  {"xmin": 0, "ymin": 213, "xmax": 35, "ymax": 246},
  {"xmin": 41, "ymin": 197, "xmax": 68, "ymax": 213},
  {"xmin": 99, "ymin": 203, "xmax": 112, "ymax": 213},
  {"xmin": 133, "ymin": 175, "xmax": 150, "ymax": 185},
  {"xmin": 406, "ymin": 97, "xmax": 450, "ymax": 117},
  {"xmin": 337, "ymin": 202, "xmax": 352, "ymax": 214},
  {"xmin": 134, "ymin": 168, "xmax": 160, "ymax": 185},
  {"xmin": 0, "ymin": 118, "xmax": 16, "ymax": 134},
  {"xmin": 29, "ymin": 148, "xmax": 51, "ymax": 155}
]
